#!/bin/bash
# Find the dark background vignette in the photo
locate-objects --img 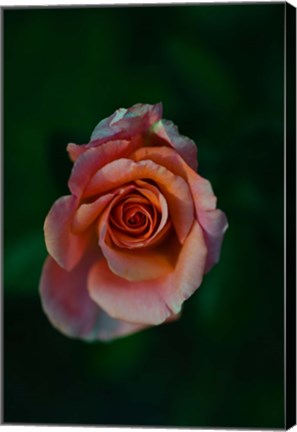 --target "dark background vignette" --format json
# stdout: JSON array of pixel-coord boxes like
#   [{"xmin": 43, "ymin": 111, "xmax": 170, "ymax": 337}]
[{"xmin": 4, "ymin": 4, "xmax": 284, "ymax": 428}]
